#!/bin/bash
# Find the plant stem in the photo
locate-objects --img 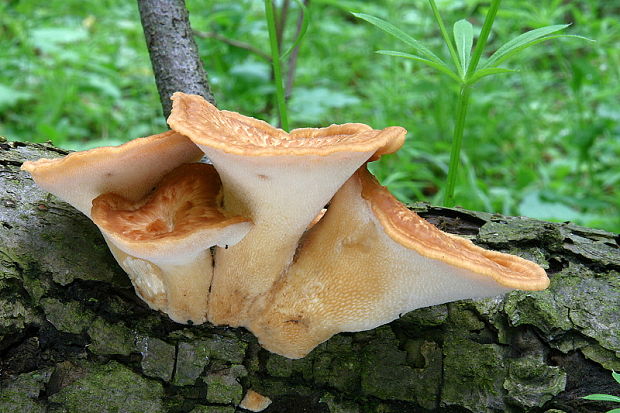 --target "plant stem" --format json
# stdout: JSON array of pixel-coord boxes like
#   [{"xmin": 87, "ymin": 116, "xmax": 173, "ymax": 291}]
[
  {"xmin": 443, "ymin": 0, "xmax": 501, "ymax": 206},
  {"xmin": 264, "ymin": 0, "xmax": 290, "ymax": 130},
  {"xmin": 444, "ymin": 85, "xmax": 471, "ymax": 207},
  {"xmin": 466, "ymin": 0, "xmax": 501, "ymax": 79},
  {"xmin": 428, "ymin": 0, "xmax": 462, "ymax": 77}
]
